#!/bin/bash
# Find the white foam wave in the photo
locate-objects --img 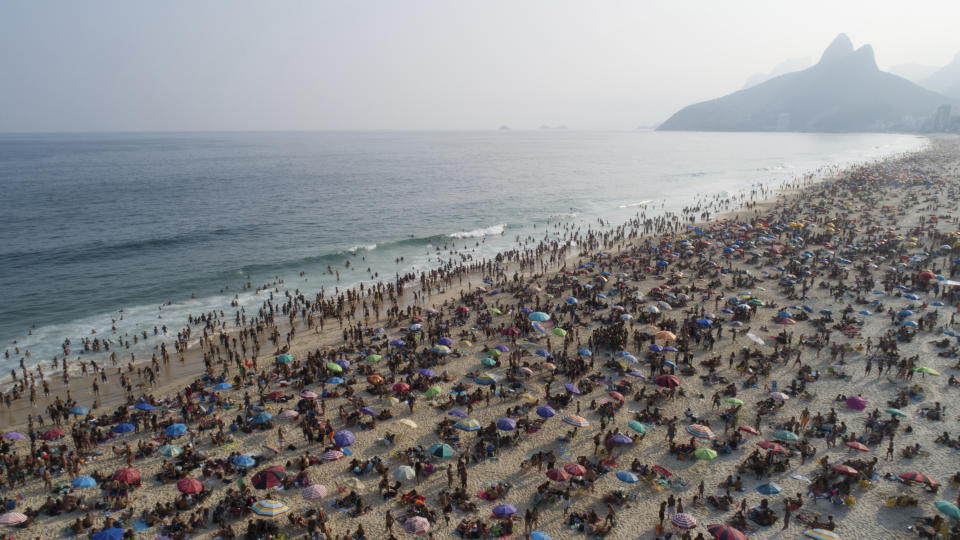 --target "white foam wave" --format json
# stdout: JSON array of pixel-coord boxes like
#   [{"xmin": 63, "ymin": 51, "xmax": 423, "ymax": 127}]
[
  {"xmin": 347, "ymin": 244, "xmax": 377, "ymax": 253},
  {"xmin": 448, "ymin": 224, "xmax": 506, "ymax": 239},
  {"xmin": 617, "ymin": 200, "xmax": 651, "ymax": 209}
]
